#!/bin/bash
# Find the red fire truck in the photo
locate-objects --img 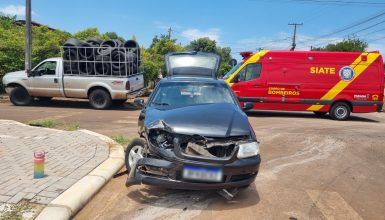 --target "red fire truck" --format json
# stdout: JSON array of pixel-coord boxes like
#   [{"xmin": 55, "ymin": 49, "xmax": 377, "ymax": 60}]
[{"xmin": 223, "ymin": 50, "xmax": 384, "ymax": 120}]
